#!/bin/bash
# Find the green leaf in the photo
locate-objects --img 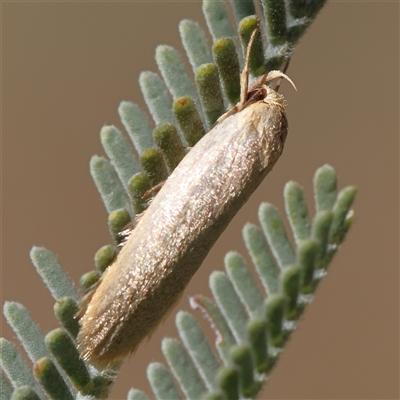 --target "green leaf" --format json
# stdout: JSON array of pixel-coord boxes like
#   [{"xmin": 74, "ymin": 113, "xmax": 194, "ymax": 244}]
[
  {"xmin": 202, "ymin": 0, "xmax": 235, "ymax": 41},
  {"xmin": 217, "ymin": 366, "xmax": 239, "ymax": 400},
  {"xmin": 1, "ymin": 372, "xmax": 13, "ymax": 400},
  {"xmin": 230, "ymin": 0, "xmax": 256, "ymax": 24},
  {"xmin": 311, "ymin": 210, "xmax": 333, "ymax": 270},
  {"xmin": 288, "ymin": 0, "xmax": 307, "ymax": 19},
  {"xmin": 127, "ymin": 388, "xmax": 150, "ymax": 400},
  {"xmin": 201, "ymin": 392, "xmax": 224, "ymax": 400},
  {"xmin": 139, "ymin": 147, "xmax": 168, "ymax": 186},
  {"xmin": 265, "ymin": 295, "xmax": 285, "ymax": 347},
  {"xmin": 176, "ymin": 312, "xmax": 220, "ymax": 391},
  {"xmin": 230, "ymin": 345, "xmax": 258, "ymax": 398},
  {"xmin": 118, "ymin": 102, "xmax": 154, "ymax": 155},
  {"xmin": 153, "ymin": 122, "xmax": 186, "ymax": 172},
  {"xmin": 306, "ymin": 0, "xmax": 329, "ymax": 19},
  {"xmin": 284, "ymin": 181, "xmax": 311, "ymax": 243},
  {"xmin": 190, "ymin": 296, "xmax": 236, "ymax": 365},
  {"xmin": 0, "ymin": 339, "xmax": 46, "ymax": 400},
  {"xmin": 281, "ymin": 267, "xmax": 301, "ymax": 320},
  {"xmin": 258, "ymin": 203, "xmax": 296, "ymax": 269},
  {"xmin": 33, "ymin": 358, "xmax": 73, "ymax": 400},
  {"xmin": 53, "ymin": 298, "xmax": 80, "ymax": 338},
  {"xmin": 155, "ymin": 45, "xmax": 198, "ymax": 103},
  {"xmin": 94, "ymin": 244, "xmax": 116, "ymax": 273},
  {"xmin": 100, "ymin": 125, "xmax": 141, "ymax": 187},
  {"xmin": 173, "ymin": 97, "xmax": 206, "ymax": 147},
  {"xmin": 161, "ymin": 338, "xmax": 207, "ymax": 400},
  {"xmin": 79, "ymin": 270, "xmax": 100, "ymax": 293},
  {"xmin": 45, "ymin": 329, "xmax": 91, "ymax": 392},
  {"xmin": 261, "ymin": 0, "xmax": 287, "ymax": 45},
  {"xmin": 209, "ymin": 271, "xmax": 249, "ymax": 343},
  {"xmin": 30, "ymin": 247, "xmax": 80, "ymax": 302},
  {"xmin": 224, "ymin": 252, "xmax": 264, "ymax": 317},
  {"xmin": 247, "ymin": 319, "xmax": 269, "ymax": 374},
  {"xmin": 243, "ymin": 223, "xmax": 280, "ymax": 295},
  {"xmin": 147, "ymin": 362, "xmax": 181, "ymax": 400},
  {"xmin": 139, "ymin": 72, "xmax": 176, "ymax": 128},
  {"xmin": 127, "ymin": 172, "xmax": 152, "ymax": 215},
  {"xmin": 296, "ymin": 240, "xmax": 318, "ymax": 294},
  {"xmin": 314, "ymin": 164, "xmax": 337, "ymax": 213},
  {"xmin": 238, "ymin": 15, "xmax": 265, "ymax": 76},
  {"xmin": 108, "ymin": 208, "xmax": 131, "ymax": 244},
  {"xmin": 195, "ymin": 64, "xmax": 225, "ymax": 128},
  {"xmin": 3, "ymin": 302, "xmax": 50, "ymax": 363},
  {"xmin": 329, "ymin": 186, "xmax": 357, "ymax": 246},
  {"xmin": 179, "ymin": 20, "xmax": 212, "ymax": 71},
  {"xmin": 90, "ymin": 155, "xmax": 133, "ymax": 216},
  {"xmin": 11, "ymin": 386, "xmax": 41, "ymax": 400},
  {"xmin": 212, "ymin": 38, "xmax": 241, "ymax": 106}
]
